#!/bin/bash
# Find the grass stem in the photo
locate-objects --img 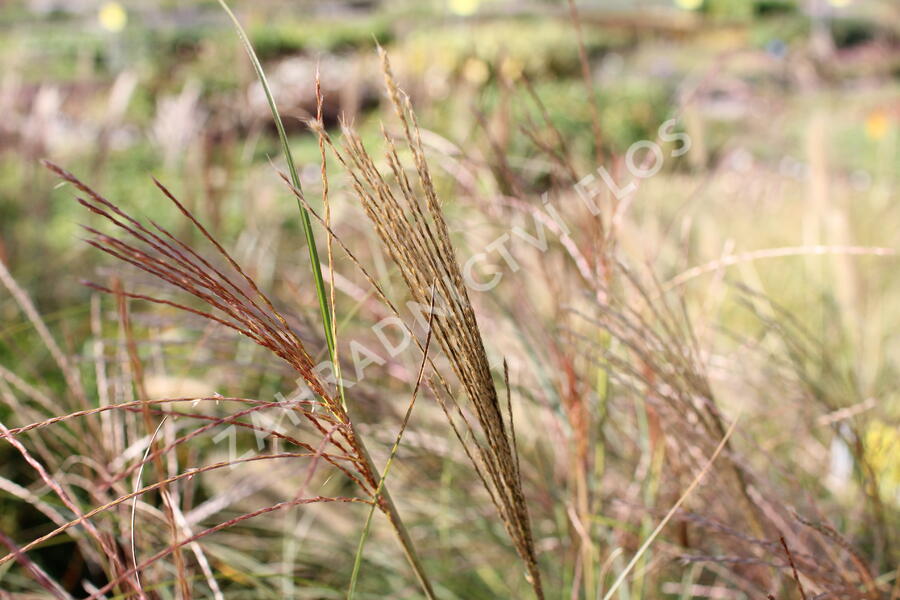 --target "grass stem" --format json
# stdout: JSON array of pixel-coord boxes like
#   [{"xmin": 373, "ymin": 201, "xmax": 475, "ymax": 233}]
[{"xmin": 216, "ymin": 3, "xmax": 436, "ymax": 596}]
